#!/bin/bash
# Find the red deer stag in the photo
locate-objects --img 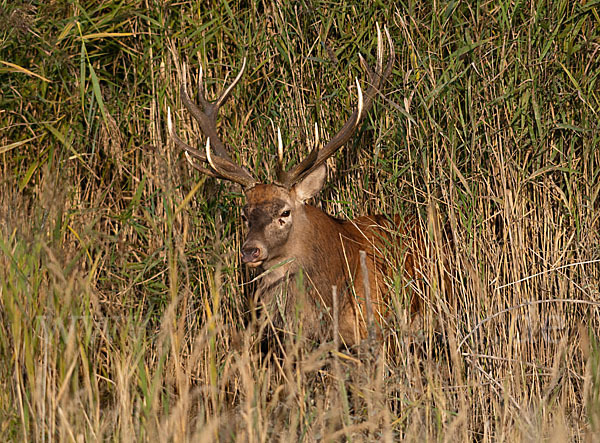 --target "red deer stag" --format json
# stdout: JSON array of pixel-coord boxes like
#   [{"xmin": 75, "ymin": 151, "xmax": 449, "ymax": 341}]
[{"xmin": 168, "ymin": 27, "xmax": 422, "ymax": 346}]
